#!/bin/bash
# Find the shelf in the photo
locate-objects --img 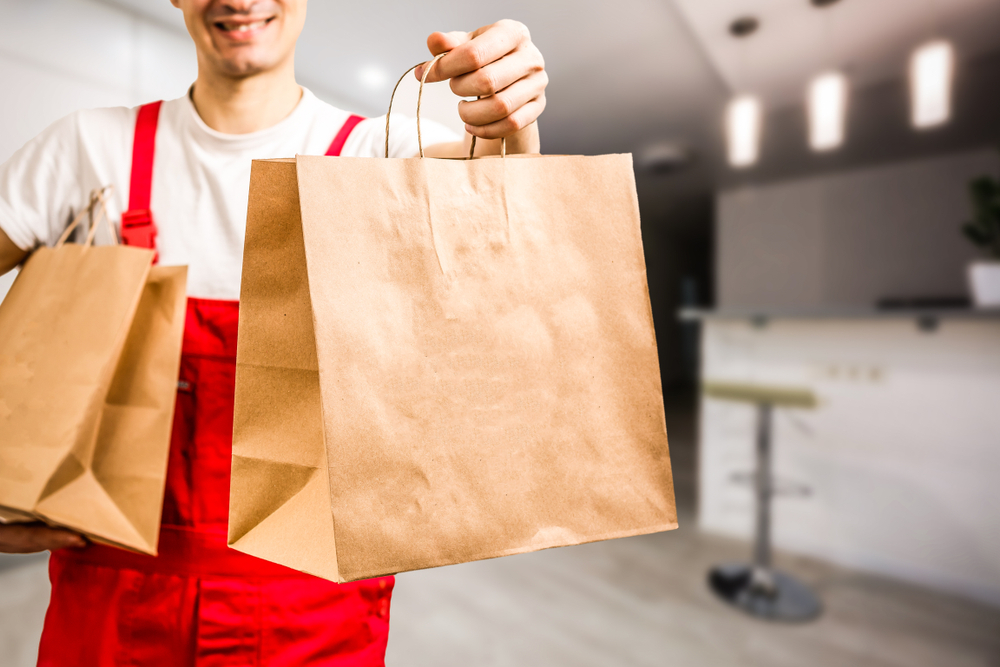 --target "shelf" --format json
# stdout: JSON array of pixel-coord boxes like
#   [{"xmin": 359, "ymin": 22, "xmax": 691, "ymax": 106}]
[{"xmin": 678, "ymin": 306, "xmax": 1000, "ymax": 331}]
